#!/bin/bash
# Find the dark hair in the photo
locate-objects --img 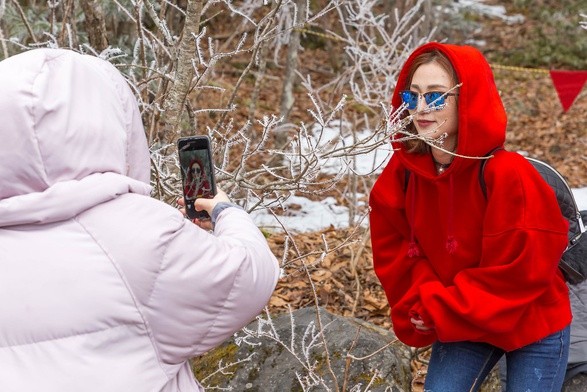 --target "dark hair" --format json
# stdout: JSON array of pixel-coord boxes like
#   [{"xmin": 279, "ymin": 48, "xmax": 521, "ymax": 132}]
[{"xmin": 401, "ymin": 49, "xmax": 459, "ymax": 154}]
